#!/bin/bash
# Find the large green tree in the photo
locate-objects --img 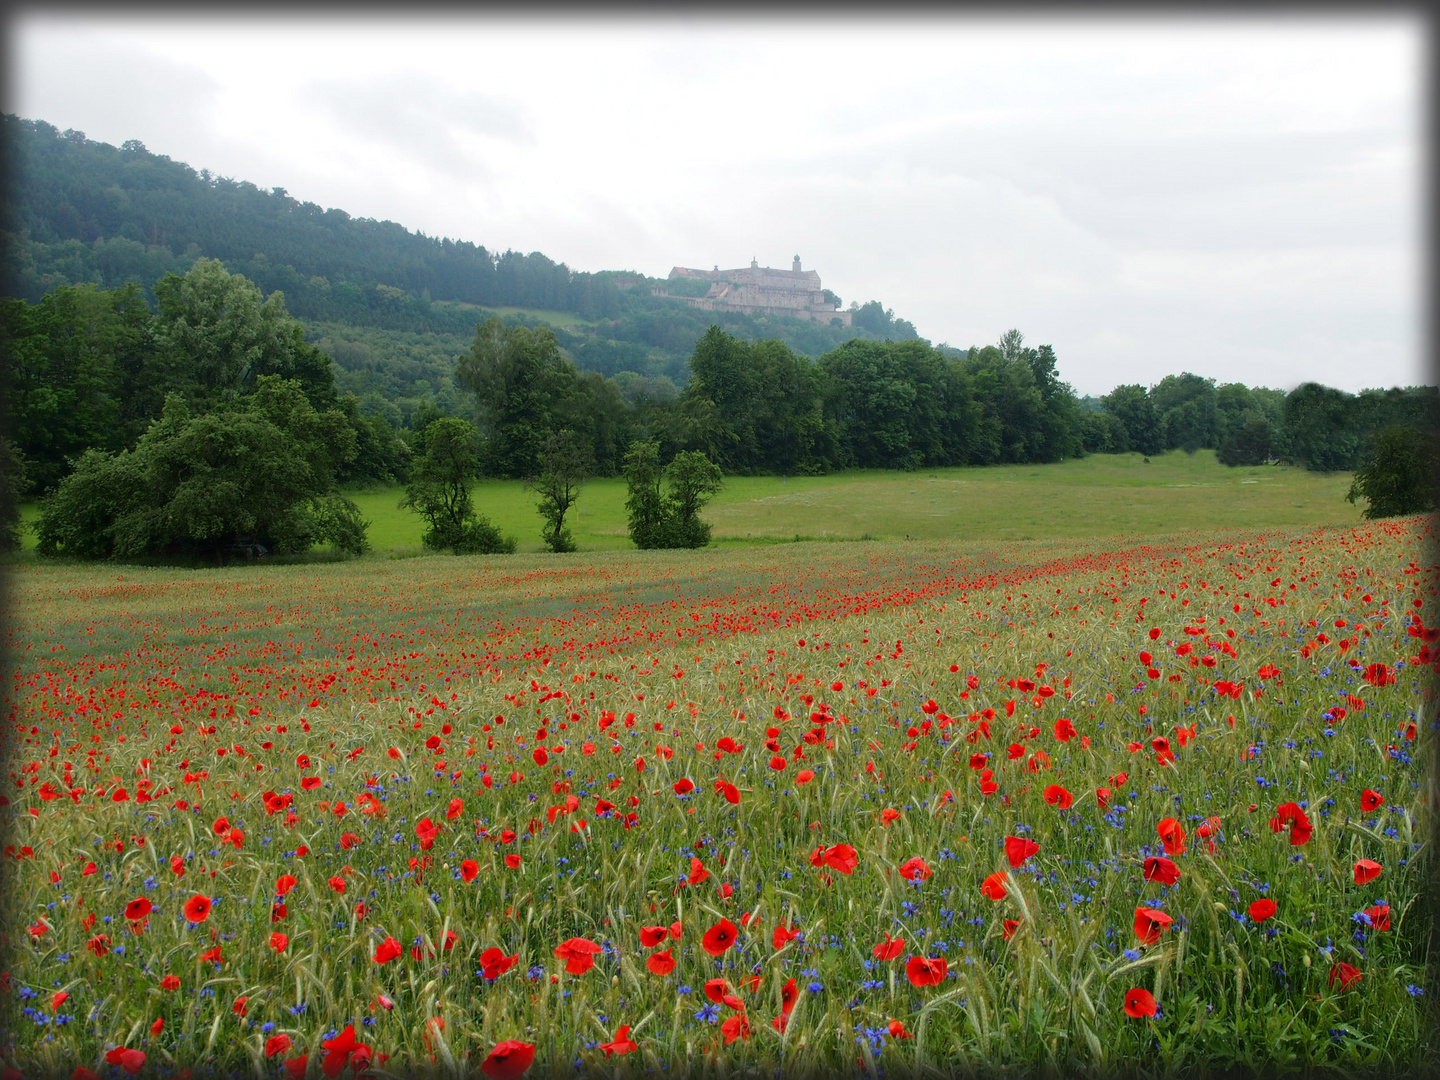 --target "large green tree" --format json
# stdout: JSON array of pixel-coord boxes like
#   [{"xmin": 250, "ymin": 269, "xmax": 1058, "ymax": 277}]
[
  {"xmin": 1346, "ymin": 424, "xmax": 1437, "ymax": 519},
  {"xmin": 35, "ymin": 376, "xmax": 367, "ymax": 561}
]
